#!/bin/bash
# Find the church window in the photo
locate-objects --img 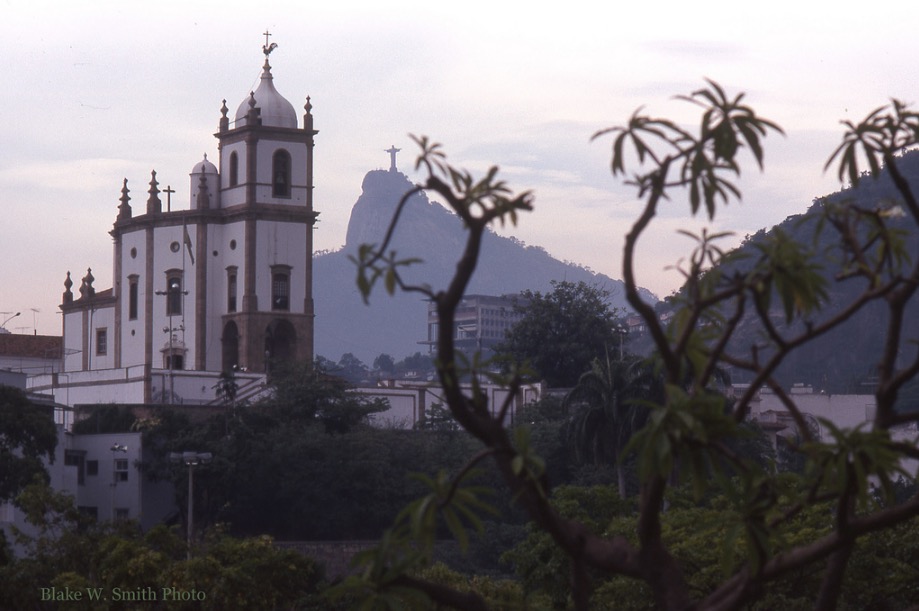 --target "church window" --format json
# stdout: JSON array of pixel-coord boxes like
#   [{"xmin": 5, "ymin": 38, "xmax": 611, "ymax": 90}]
[
  {"xmin": 96, "ymin": 328, "xmax": 108, "ymax": 356},
  {"xmin": 165, "ymin": 273, "xmax": 183, "ymax": 316},
  {"xmin": 166, "ymin": 353, "xmax": 184, "ymax": 370},
  {"xmin": 272, "ymin": 149, "xmax": 291, "ymax": 197},
  {"xmin": 271, "ymin": 266, "xmax": 291, "ymax": 311},
  {"xmin": 229, "ymin": 151, "xmax": 239, "ymax": 187},
  {"xmin": 227, "ymin": 267, "xmax": 237, "ymax": 313},
  {"xmin": 128, "ymin": 275, "xmax": 139, "ymax": 320}
]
